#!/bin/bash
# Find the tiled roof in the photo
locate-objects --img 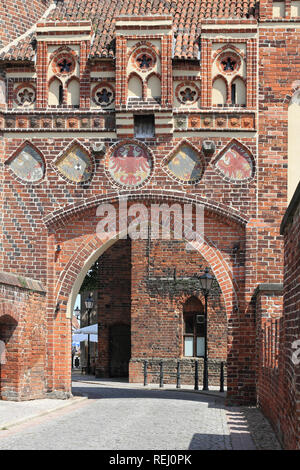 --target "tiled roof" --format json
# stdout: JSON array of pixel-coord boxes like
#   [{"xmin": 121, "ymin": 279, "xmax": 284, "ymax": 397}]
[{"xmin": 0, "ymin": 0, "xmax": 257, "ymax": 61}]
